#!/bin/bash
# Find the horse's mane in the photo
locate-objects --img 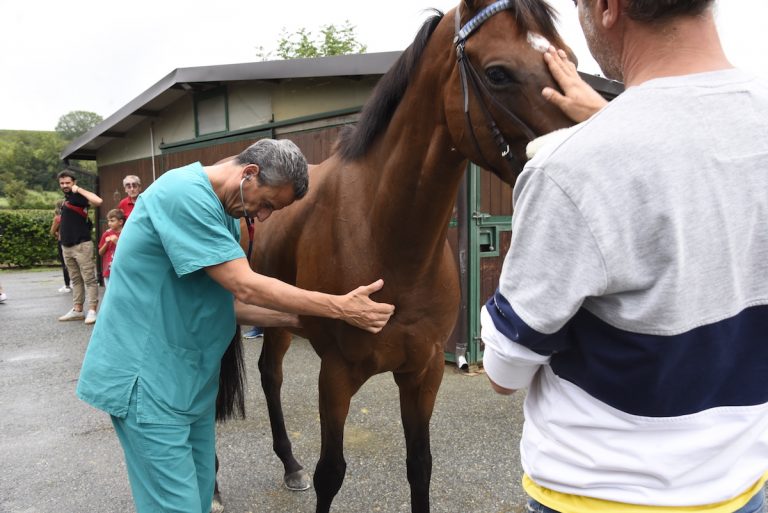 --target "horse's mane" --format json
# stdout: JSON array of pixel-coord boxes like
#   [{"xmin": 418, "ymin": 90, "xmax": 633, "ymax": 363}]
[
  {"xmin": 337, "ymin": 10, "xmax": 444, "ymax": 162},
  {"xmin": 336, "ymin": 1, "xmax": 560, "ymax": 162}
]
